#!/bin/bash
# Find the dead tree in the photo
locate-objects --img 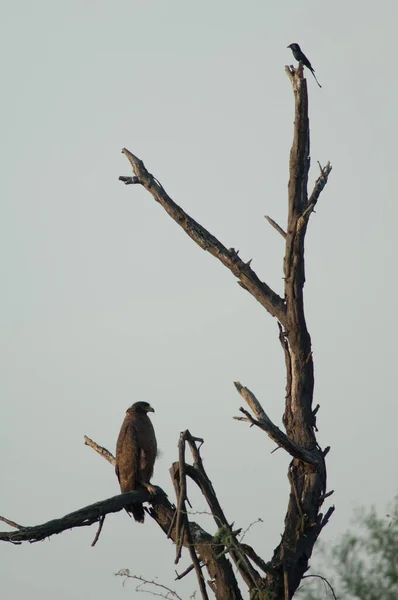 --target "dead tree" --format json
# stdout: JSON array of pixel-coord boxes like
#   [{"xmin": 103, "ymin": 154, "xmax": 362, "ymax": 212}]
[{"xmin": 0, "ymin": 63, "xmax": 333, "ymax": 600}]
